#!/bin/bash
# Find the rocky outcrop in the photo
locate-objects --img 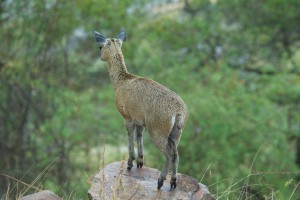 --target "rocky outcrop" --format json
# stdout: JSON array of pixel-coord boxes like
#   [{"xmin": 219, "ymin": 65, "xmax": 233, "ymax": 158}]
[
  {"xmin": 88, "ymin": 162, "xmax": 214, "ymax": 200},
  {"xmin": 20, "ymin": 190, "xmax": 61, "ymax": 200}
]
